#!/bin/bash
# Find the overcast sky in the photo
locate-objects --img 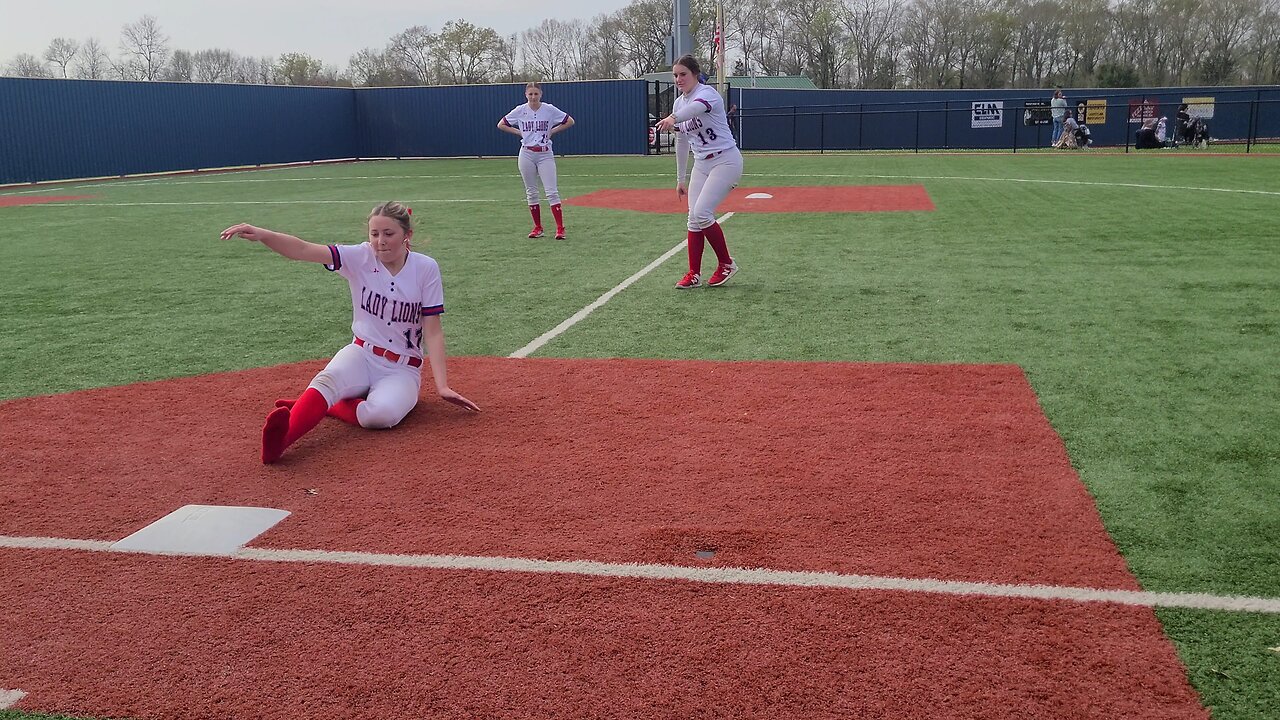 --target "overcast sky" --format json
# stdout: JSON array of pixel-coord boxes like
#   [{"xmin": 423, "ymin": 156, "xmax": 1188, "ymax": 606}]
[{"xmin": 0, "ymin": 0, "xmax": 636, "ymax": 69}]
